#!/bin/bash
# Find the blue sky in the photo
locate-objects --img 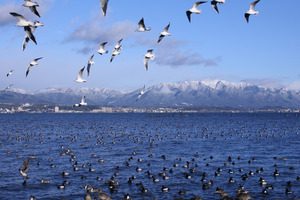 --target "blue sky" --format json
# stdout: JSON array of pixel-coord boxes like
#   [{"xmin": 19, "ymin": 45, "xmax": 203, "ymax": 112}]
[{"xmin": 0, "ymin": 0, "xmax": 299, "ymax": 91}]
